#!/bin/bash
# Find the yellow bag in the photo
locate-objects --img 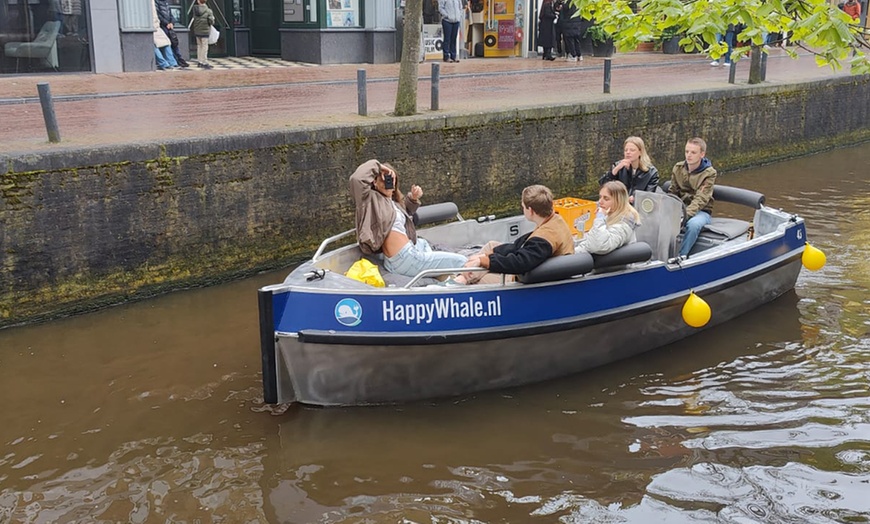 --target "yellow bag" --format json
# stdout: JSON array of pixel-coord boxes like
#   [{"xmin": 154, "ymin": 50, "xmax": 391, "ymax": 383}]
[{"xmin": 345, "ymin": 258, "xmax": 386, "ymax": 287}]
